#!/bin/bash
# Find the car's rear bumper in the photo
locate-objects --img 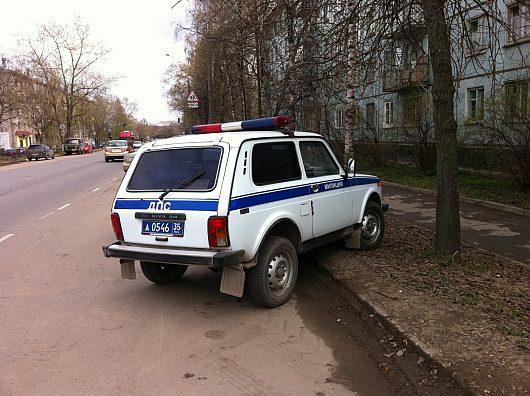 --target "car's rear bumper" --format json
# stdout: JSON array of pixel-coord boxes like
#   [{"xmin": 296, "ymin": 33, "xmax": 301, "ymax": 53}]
[
  {"xmin": 105, "ymin": 153, "xmax": 126, "ymax": 158},
  {"xmin": 102, "ymin": 242, "xmax": 244, "ymax": 269}
]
